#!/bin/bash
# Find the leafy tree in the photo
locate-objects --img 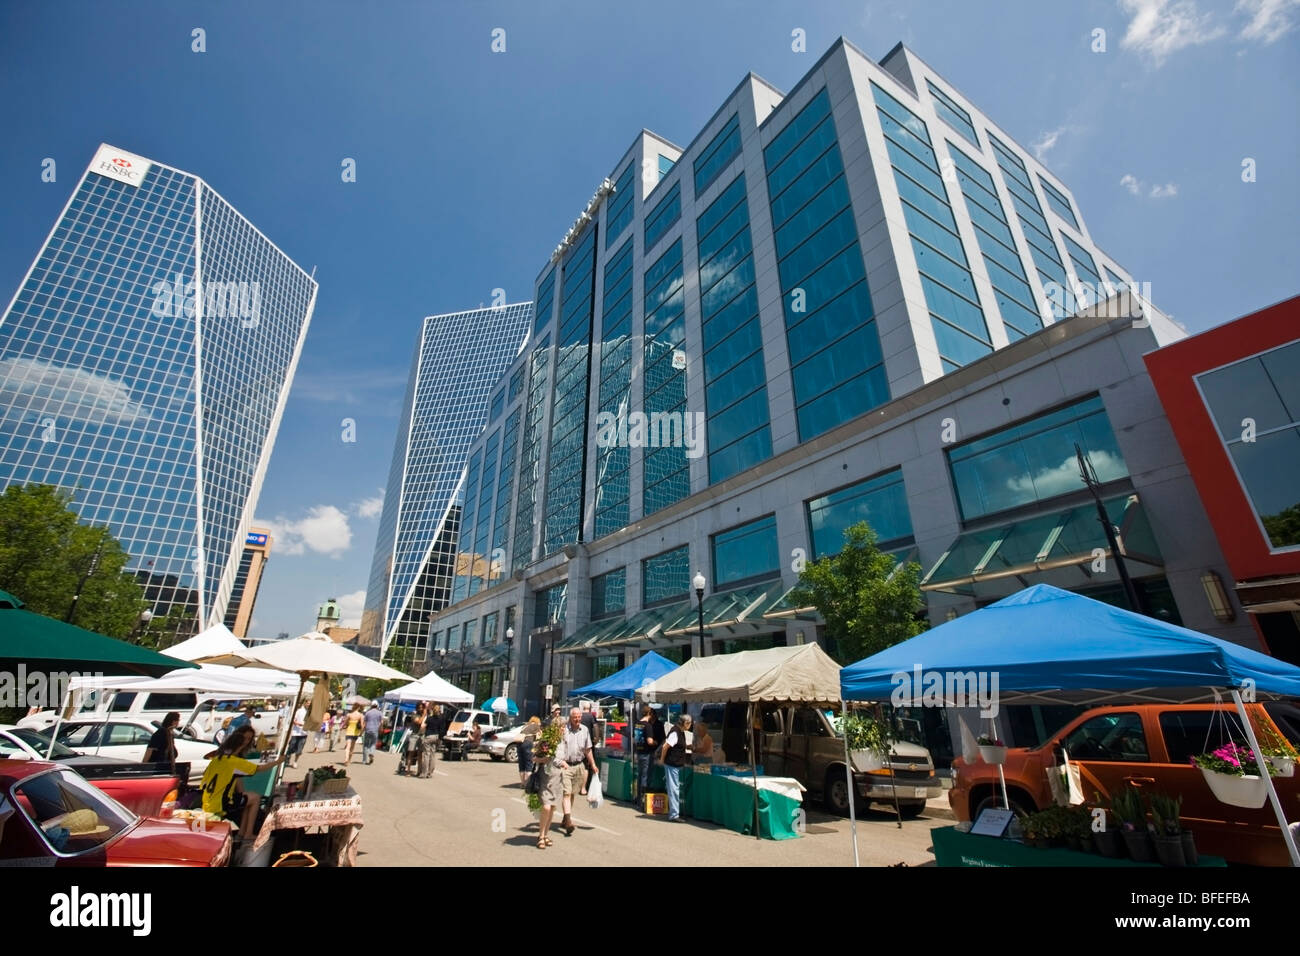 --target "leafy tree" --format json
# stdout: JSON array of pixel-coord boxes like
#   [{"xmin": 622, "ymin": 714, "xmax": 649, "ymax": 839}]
[
  {"xmin": 358, "ymin": 643, "xmax": 417, "ymax": 701},
  {"xmin": 0, "ymin": 484, "xmax": 149, "ymax": 639},
  {"xmin": 1262, "ymin": 502, "xmax": 1300, "ymax": 549},
  {"xmin": 789, "ymin": 521, "xmax": 927, "ymax": 665}
]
